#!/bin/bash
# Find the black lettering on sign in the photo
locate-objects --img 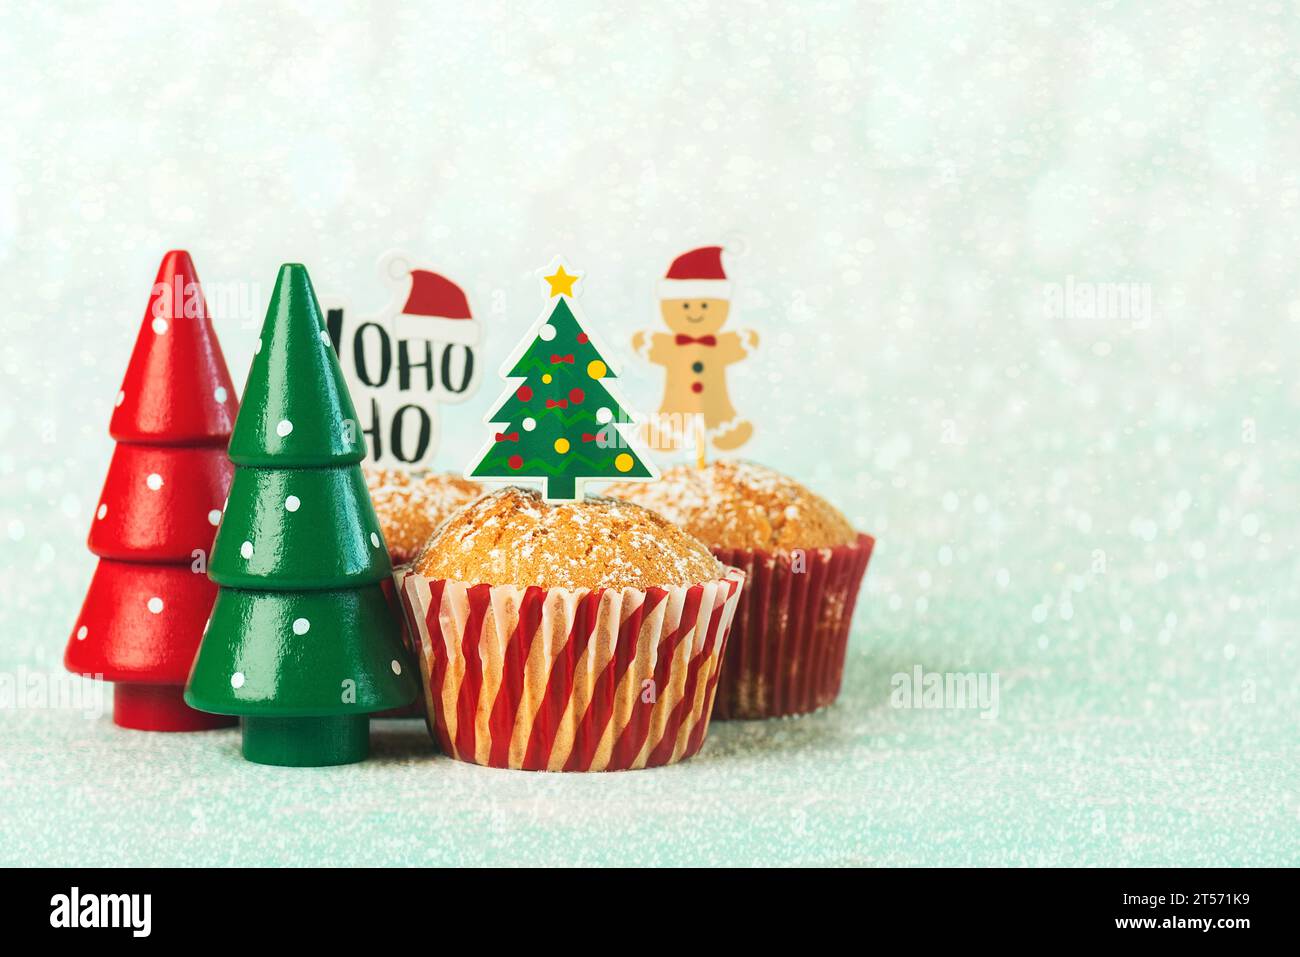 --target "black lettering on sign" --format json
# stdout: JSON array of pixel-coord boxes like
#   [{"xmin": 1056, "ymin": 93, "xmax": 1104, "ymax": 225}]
[
  {"xmin": 390, "ymin": 404, "xmax": 433, "ymax": 463},
  {"xmin": 325, "ymin": 308, "xmax": 344, "ymax": 352},
  {"xmin": 353, "ymin": 322, "xmax": 392, "ymax": 388},
  {"xmin": 399, "ymin": 339, "xmax": 435, "ymax": 392},
  {"xmin": 442, "ymin": 345, "xmax": 475, "ymax": 395}
]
